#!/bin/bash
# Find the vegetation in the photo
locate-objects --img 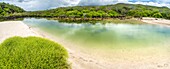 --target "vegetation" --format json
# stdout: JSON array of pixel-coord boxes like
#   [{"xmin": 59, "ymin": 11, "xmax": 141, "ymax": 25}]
[
  {"xmin": 11, "ymin": 3, "xmax": 170, "ymax": 20},
  {"xmin": 0, "ymin": 36, "xmax": 70, "ymax": 69},
  {"xmin": 0, "ymin": 2, "xmax": 24, "ymax": 17},
  {"xmin": 47, "ymin": 18, "xmax": 145, "ymax": 24},
  {"xmin": 1, "ymin": 2, "xmax": 170, "ymax": 22}
]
